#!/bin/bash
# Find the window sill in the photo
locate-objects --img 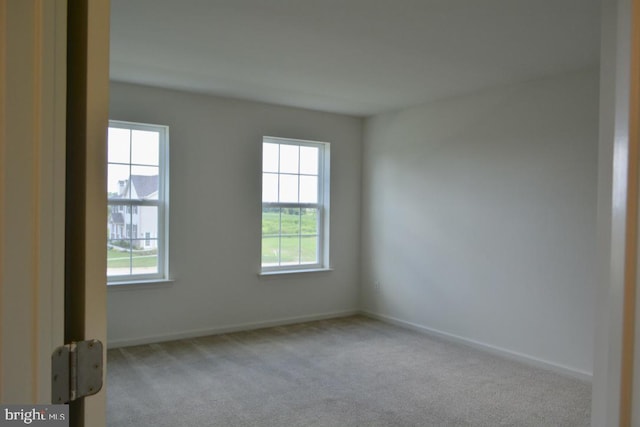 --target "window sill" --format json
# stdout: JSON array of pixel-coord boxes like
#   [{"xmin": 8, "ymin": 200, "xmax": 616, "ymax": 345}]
[
  {"xmin": 258, "ymin": 268, "xmax": 333, "ymax": 278},
  {"xmin": 107, "ymin": 278, "xmax": 174, "ymax": 290}
]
